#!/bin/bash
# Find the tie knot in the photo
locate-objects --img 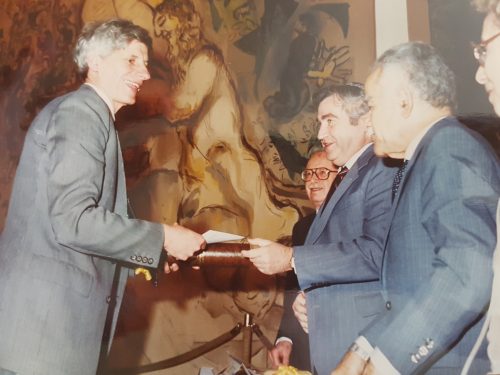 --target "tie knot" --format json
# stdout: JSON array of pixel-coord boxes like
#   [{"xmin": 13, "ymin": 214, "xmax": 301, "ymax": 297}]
[{"xmin": 338, "ymin": 165, "xmax": 349, "ymax": 177}]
